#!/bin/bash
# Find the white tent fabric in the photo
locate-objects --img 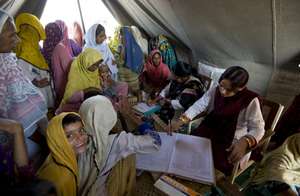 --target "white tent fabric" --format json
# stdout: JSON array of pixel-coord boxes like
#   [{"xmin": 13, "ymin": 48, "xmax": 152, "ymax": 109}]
[
  {"xmin": 103, "ymin": 0, "xmax": 300, "ymax": 98},
  {"xmin": 1, "ymin": 0, "xmax": 299, "ymax": 103}
]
